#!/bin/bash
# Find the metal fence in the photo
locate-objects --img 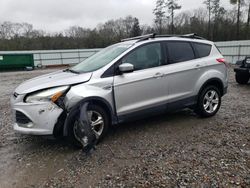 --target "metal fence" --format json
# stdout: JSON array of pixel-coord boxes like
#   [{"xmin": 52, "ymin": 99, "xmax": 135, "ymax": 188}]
[
  {"xmin": 0, "ymin": 40, "xmax": 249, "ymax": 66},
  {"xmin": 0, "ymin": 49, "xmax": 101, "ymax": 67},
  {"xmin": 215, "ymin": 40, "xmax": 250, "ymax": 63}
]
